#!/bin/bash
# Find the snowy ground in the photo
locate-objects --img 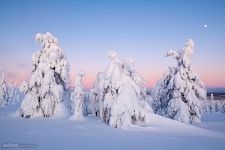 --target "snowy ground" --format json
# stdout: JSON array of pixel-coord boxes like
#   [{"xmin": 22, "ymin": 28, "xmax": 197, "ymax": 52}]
[{"xmin": 1, "ymin": 104, "xmax": 225, "ymax": 150}]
